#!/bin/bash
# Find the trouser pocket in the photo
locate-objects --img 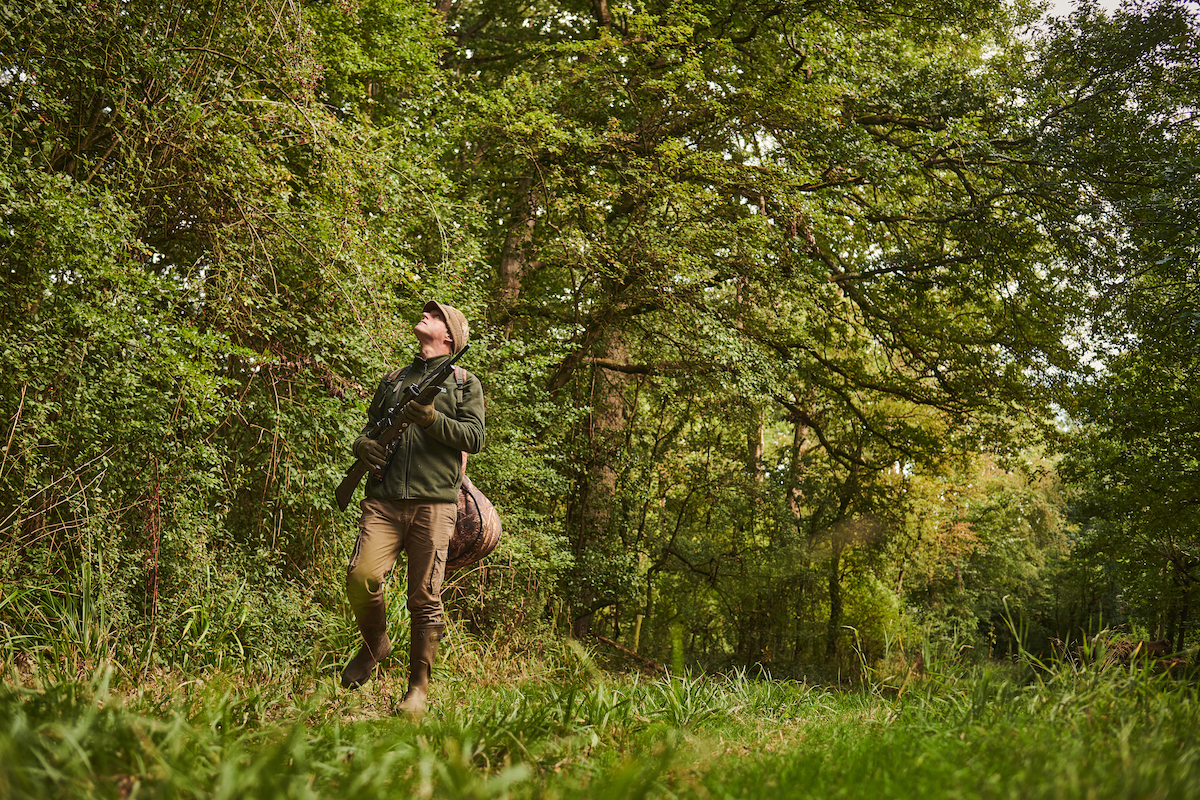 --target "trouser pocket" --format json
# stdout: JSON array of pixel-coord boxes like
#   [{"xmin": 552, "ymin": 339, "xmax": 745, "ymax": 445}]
[
  {"xmin": 428, "ymin": 547, "xmax": 447, "ymax": 595},
  {"xmin": 347, "ymin": 533, "xmax": 365, "ymax": 572}
]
